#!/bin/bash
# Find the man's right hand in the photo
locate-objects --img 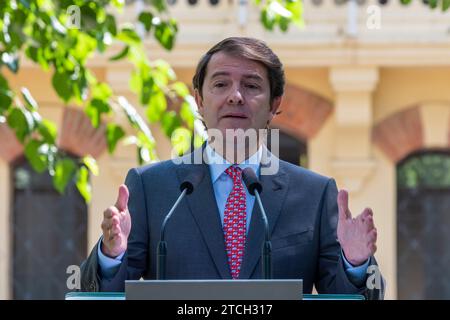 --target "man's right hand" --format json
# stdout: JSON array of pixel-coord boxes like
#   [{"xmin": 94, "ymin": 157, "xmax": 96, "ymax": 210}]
[{"xmin": 101, "ymin": 184, "xmax": 132, "ymax": 258}]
